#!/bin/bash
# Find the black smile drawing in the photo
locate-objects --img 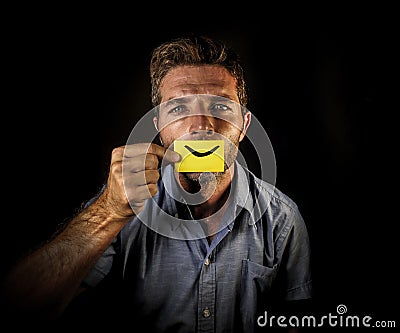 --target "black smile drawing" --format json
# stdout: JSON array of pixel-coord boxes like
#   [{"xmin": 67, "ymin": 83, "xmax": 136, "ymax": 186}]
[{"xmin": 184, "ymin": 145, "xmax": 220, "ymax": 157}]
